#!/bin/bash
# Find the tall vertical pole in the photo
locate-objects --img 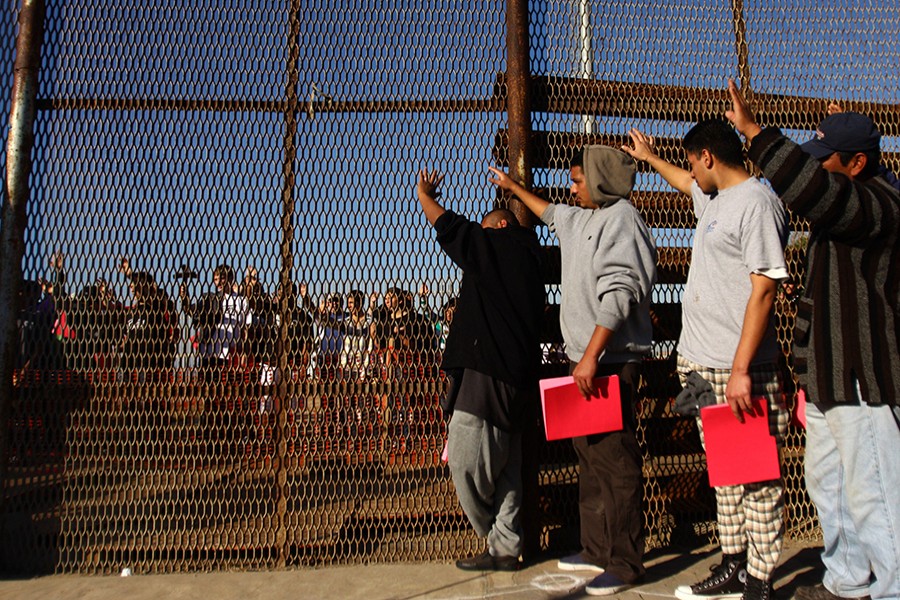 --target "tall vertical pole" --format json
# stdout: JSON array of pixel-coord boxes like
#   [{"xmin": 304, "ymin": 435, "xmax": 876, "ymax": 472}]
[
  {"xmin": 274, "ymin": 0, "xmax": 302, "ymax": 568},
  {"xmin": 505, "ymin": 0, "xmax": 533, "ymax": 227},
  {"xmin": 0, "ymin": 0, "xmax": 47, "ymax": 514},
  {"xmin": 506, "ymin": 0, "xmax": 541, "ymax": 560},
  {"xmin": 730, "ymin": 0, "xmax": 752, "ymax": 96},
  {"xmin": 578, "ymin": 0, "xmax": 595, "ymax": 135}
]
